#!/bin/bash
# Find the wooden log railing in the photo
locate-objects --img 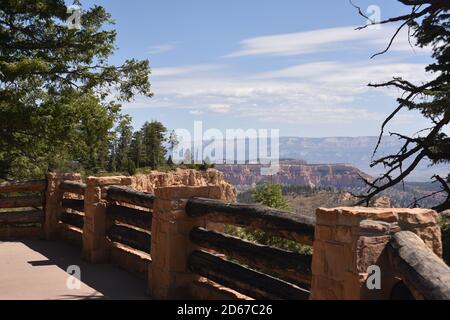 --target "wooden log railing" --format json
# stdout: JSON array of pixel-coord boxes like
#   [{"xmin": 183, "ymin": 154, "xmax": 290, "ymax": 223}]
[
  {"xmin": 60, "ymin": 181, "xmax": 86, "ymax": 196},
  {"xmin": 188, "ymin": 250, "xmax": 310, "ymax": 300},
  {"xmin": 58, "ymin": 180, "xmax": 86, "ymax": 232},
  {"xmin": 0, "ymin": 180, "xmax": 46, "ymax": 193},
  {"xmin": 107, "ymin": 224, "xmax": 151, "ymax": 253},
  {"xmin": 186, "ymin": 198, "xmax": 315, "ymax": 245},
  {"xmin": 388, "ymin": 231, "xmax": 450, "ymax": 300},
  {"xmin": 190, "ymin": 227, "xmax": 312, "ymax": 287},
  {"xmin": 106, "ymin": 186, "xmax": 155, "ymax": 208},
  {"xmin": 0, "ymin": 210, "xmax": 45, "ymax": 226},
  {"xmin": 60, "ymin": 211, "xmax": 84, "ymax": 230},
  {"xmin": 105, "ymin": 186, "xmax": 154, "ymax": 254},
  {"xmin": 0, "ymin": 180, "xmax": 46, "ymax": 233},
  {"xmin": 185, "ymin": 197, "xmax": 314, "ymax": 300},
  {"xmin": 106, "ymin": 204, "xmax": 152, "ymax": 231},
  {"xmin": 0, "ymin": 195, "xmax": 43, "ymax": 209},
  {"xmin": 61, "ymin": 199, "xmax": 84, "ymax": 212}
]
